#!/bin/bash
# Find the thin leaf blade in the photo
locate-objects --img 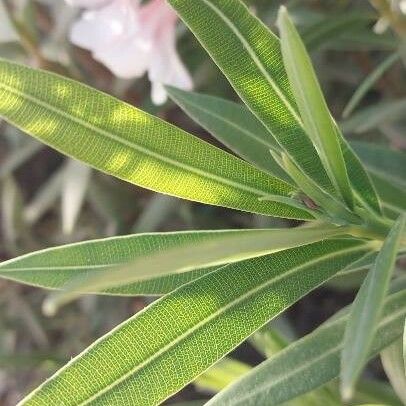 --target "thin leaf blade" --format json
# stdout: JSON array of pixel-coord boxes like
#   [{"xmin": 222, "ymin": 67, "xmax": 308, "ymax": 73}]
[
  {"xmin": 168, "ymin": 0, "xmax": 335, "ymax": 194},
  {"xmin": 278, "ymin": 6, "xmax": 353, "ymax": 208},
  {"xmin": 42, "ymin": 225, "xmax": 348, "ymax": 313},
  {"xmin": 207, "ymin": 288, "xmax": 406, "ymax": 406},
  {"xmin": 168, "ymin": 0, "xmax": 381, "ymax": 214},
  {"xmin": 18, "ymin": 239, "xmax": 371, "ymax": 406},
  {"xmin": 0, "ymin": 58, "xmax": 310, "ymax": 220},
  {"xmin": 340, "ymin": 215, "xmax": 406, "ymax": 400},
  {"xmin": 166, "ymin": 86, "xmax": 290, "ymax": 181}
]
